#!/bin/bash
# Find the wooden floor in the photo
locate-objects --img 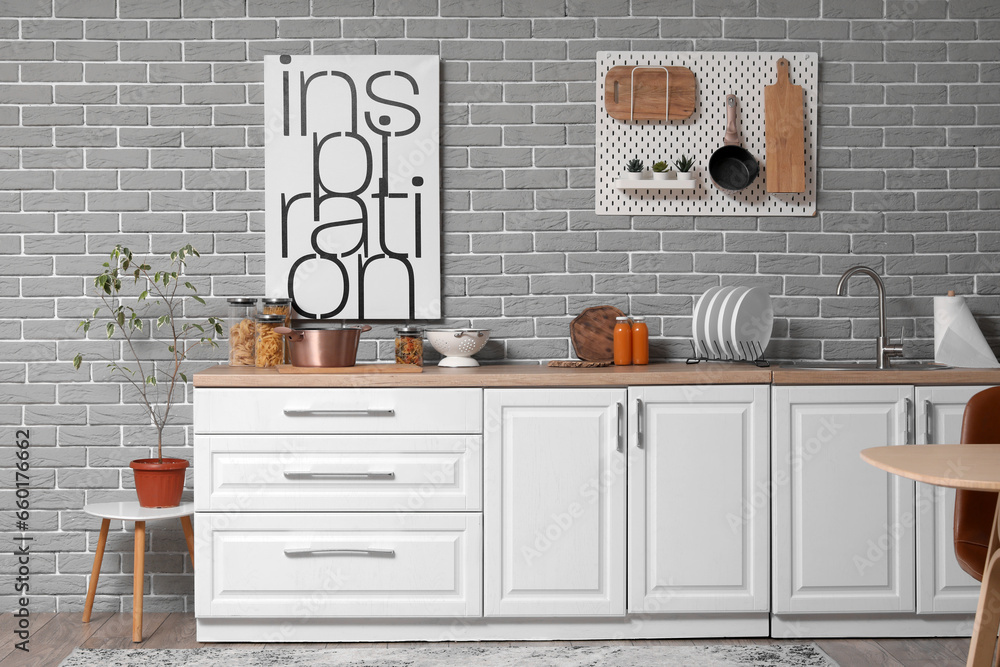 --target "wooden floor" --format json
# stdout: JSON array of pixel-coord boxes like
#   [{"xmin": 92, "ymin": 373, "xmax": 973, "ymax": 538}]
[{"xmin": 1, "ymin": 612, "xmax": 974, "ymax": 667}]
